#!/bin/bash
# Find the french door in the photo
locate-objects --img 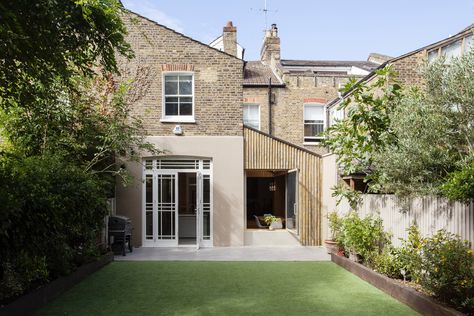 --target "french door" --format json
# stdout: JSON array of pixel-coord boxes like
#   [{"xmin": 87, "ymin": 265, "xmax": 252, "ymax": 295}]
[{"xmin": 143, "ymin": 159, "xmax": 212, "ymax": 247}]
